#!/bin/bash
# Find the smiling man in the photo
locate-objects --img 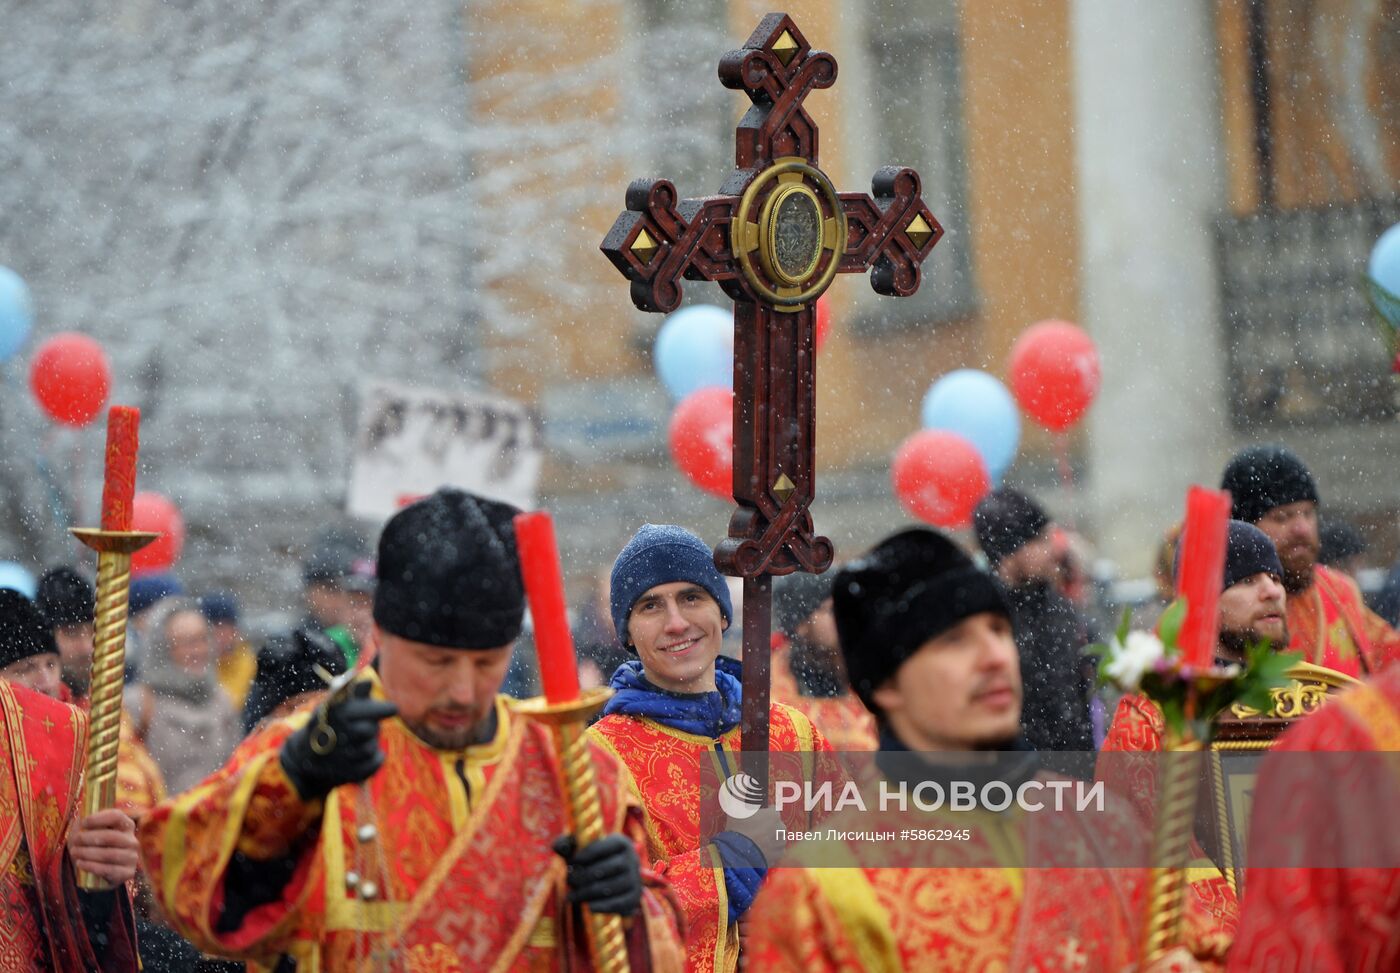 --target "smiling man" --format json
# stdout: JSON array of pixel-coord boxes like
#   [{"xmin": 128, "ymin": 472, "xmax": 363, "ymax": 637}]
[
  {"xmin": 138, "ymin": 489, "xmax": 682, "ymax": 972},
  {"xmin": 1222, "ymin": 444, "xmax": 1399, "ymax": 677},
  {"xmin": 589, "ymin": 523, "xmax": 832, "ymax": 973}
]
